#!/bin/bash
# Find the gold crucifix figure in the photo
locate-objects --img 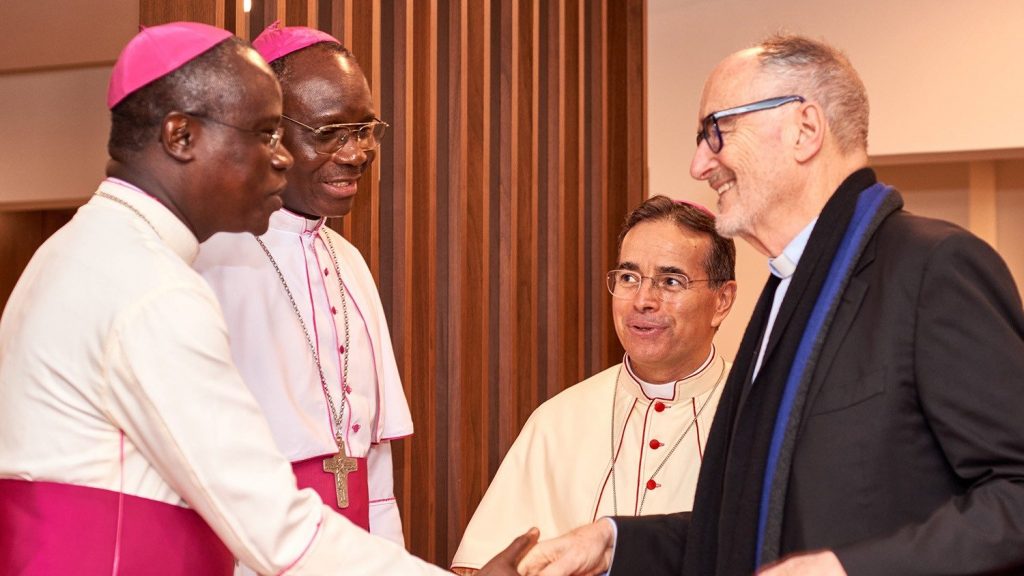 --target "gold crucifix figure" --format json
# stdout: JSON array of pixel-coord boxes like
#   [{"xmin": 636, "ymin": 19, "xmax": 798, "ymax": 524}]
[{"xmin": 322, "ymin": 441, "xmax": 359, "ymax": 508}]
